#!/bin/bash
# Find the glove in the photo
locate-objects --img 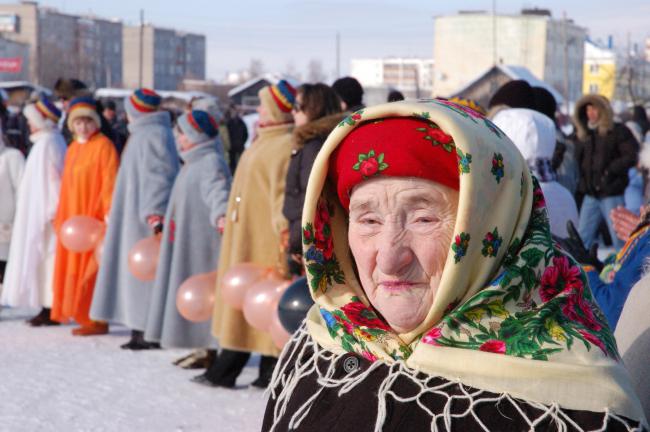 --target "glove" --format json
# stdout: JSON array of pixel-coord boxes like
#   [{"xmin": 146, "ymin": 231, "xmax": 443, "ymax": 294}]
[
  {"xmin": 553, "ymin": 221, "xmax": 603, "ymax": 272},
  {"xmin": 147, "ymin": 215, "xmax": 164, "ymax": 235}
]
